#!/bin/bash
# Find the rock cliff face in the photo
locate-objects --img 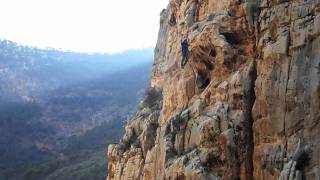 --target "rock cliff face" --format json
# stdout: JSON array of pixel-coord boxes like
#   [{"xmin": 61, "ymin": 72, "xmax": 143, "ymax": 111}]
[{"xmin": 107, "ymin": 0, "xmax": 320, "ymax": 179}]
